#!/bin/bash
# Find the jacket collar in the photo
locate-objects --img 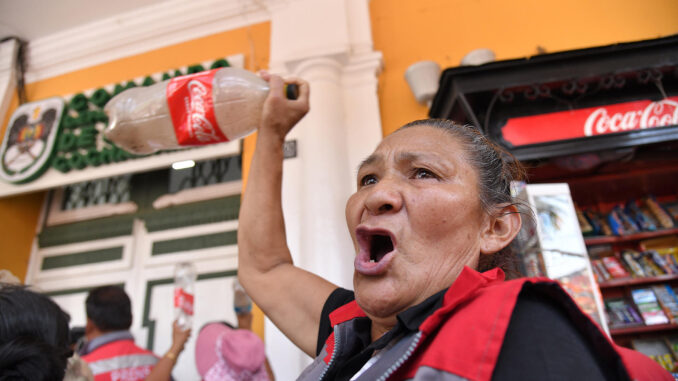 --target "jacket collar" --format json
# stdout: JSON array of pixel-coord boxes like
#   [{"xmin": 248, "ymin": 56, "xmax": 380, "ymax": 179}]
[
  {"xmin": 79, "ymin": 330, "xmax": 134, "ymax": 355},
  {"xmin": 420, "ymin": 266, "xmax": 505, "ymax": 334}
]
